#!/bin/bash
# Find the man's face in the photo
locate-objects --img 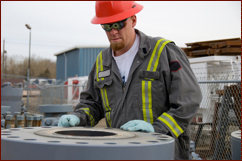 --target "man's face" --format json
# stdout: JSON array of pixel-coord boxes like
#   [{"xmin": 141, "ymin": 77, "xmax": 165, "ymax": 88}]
[{"xmin": 104, "ymin": 16, "xmax": 136, "ymax": 52}]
